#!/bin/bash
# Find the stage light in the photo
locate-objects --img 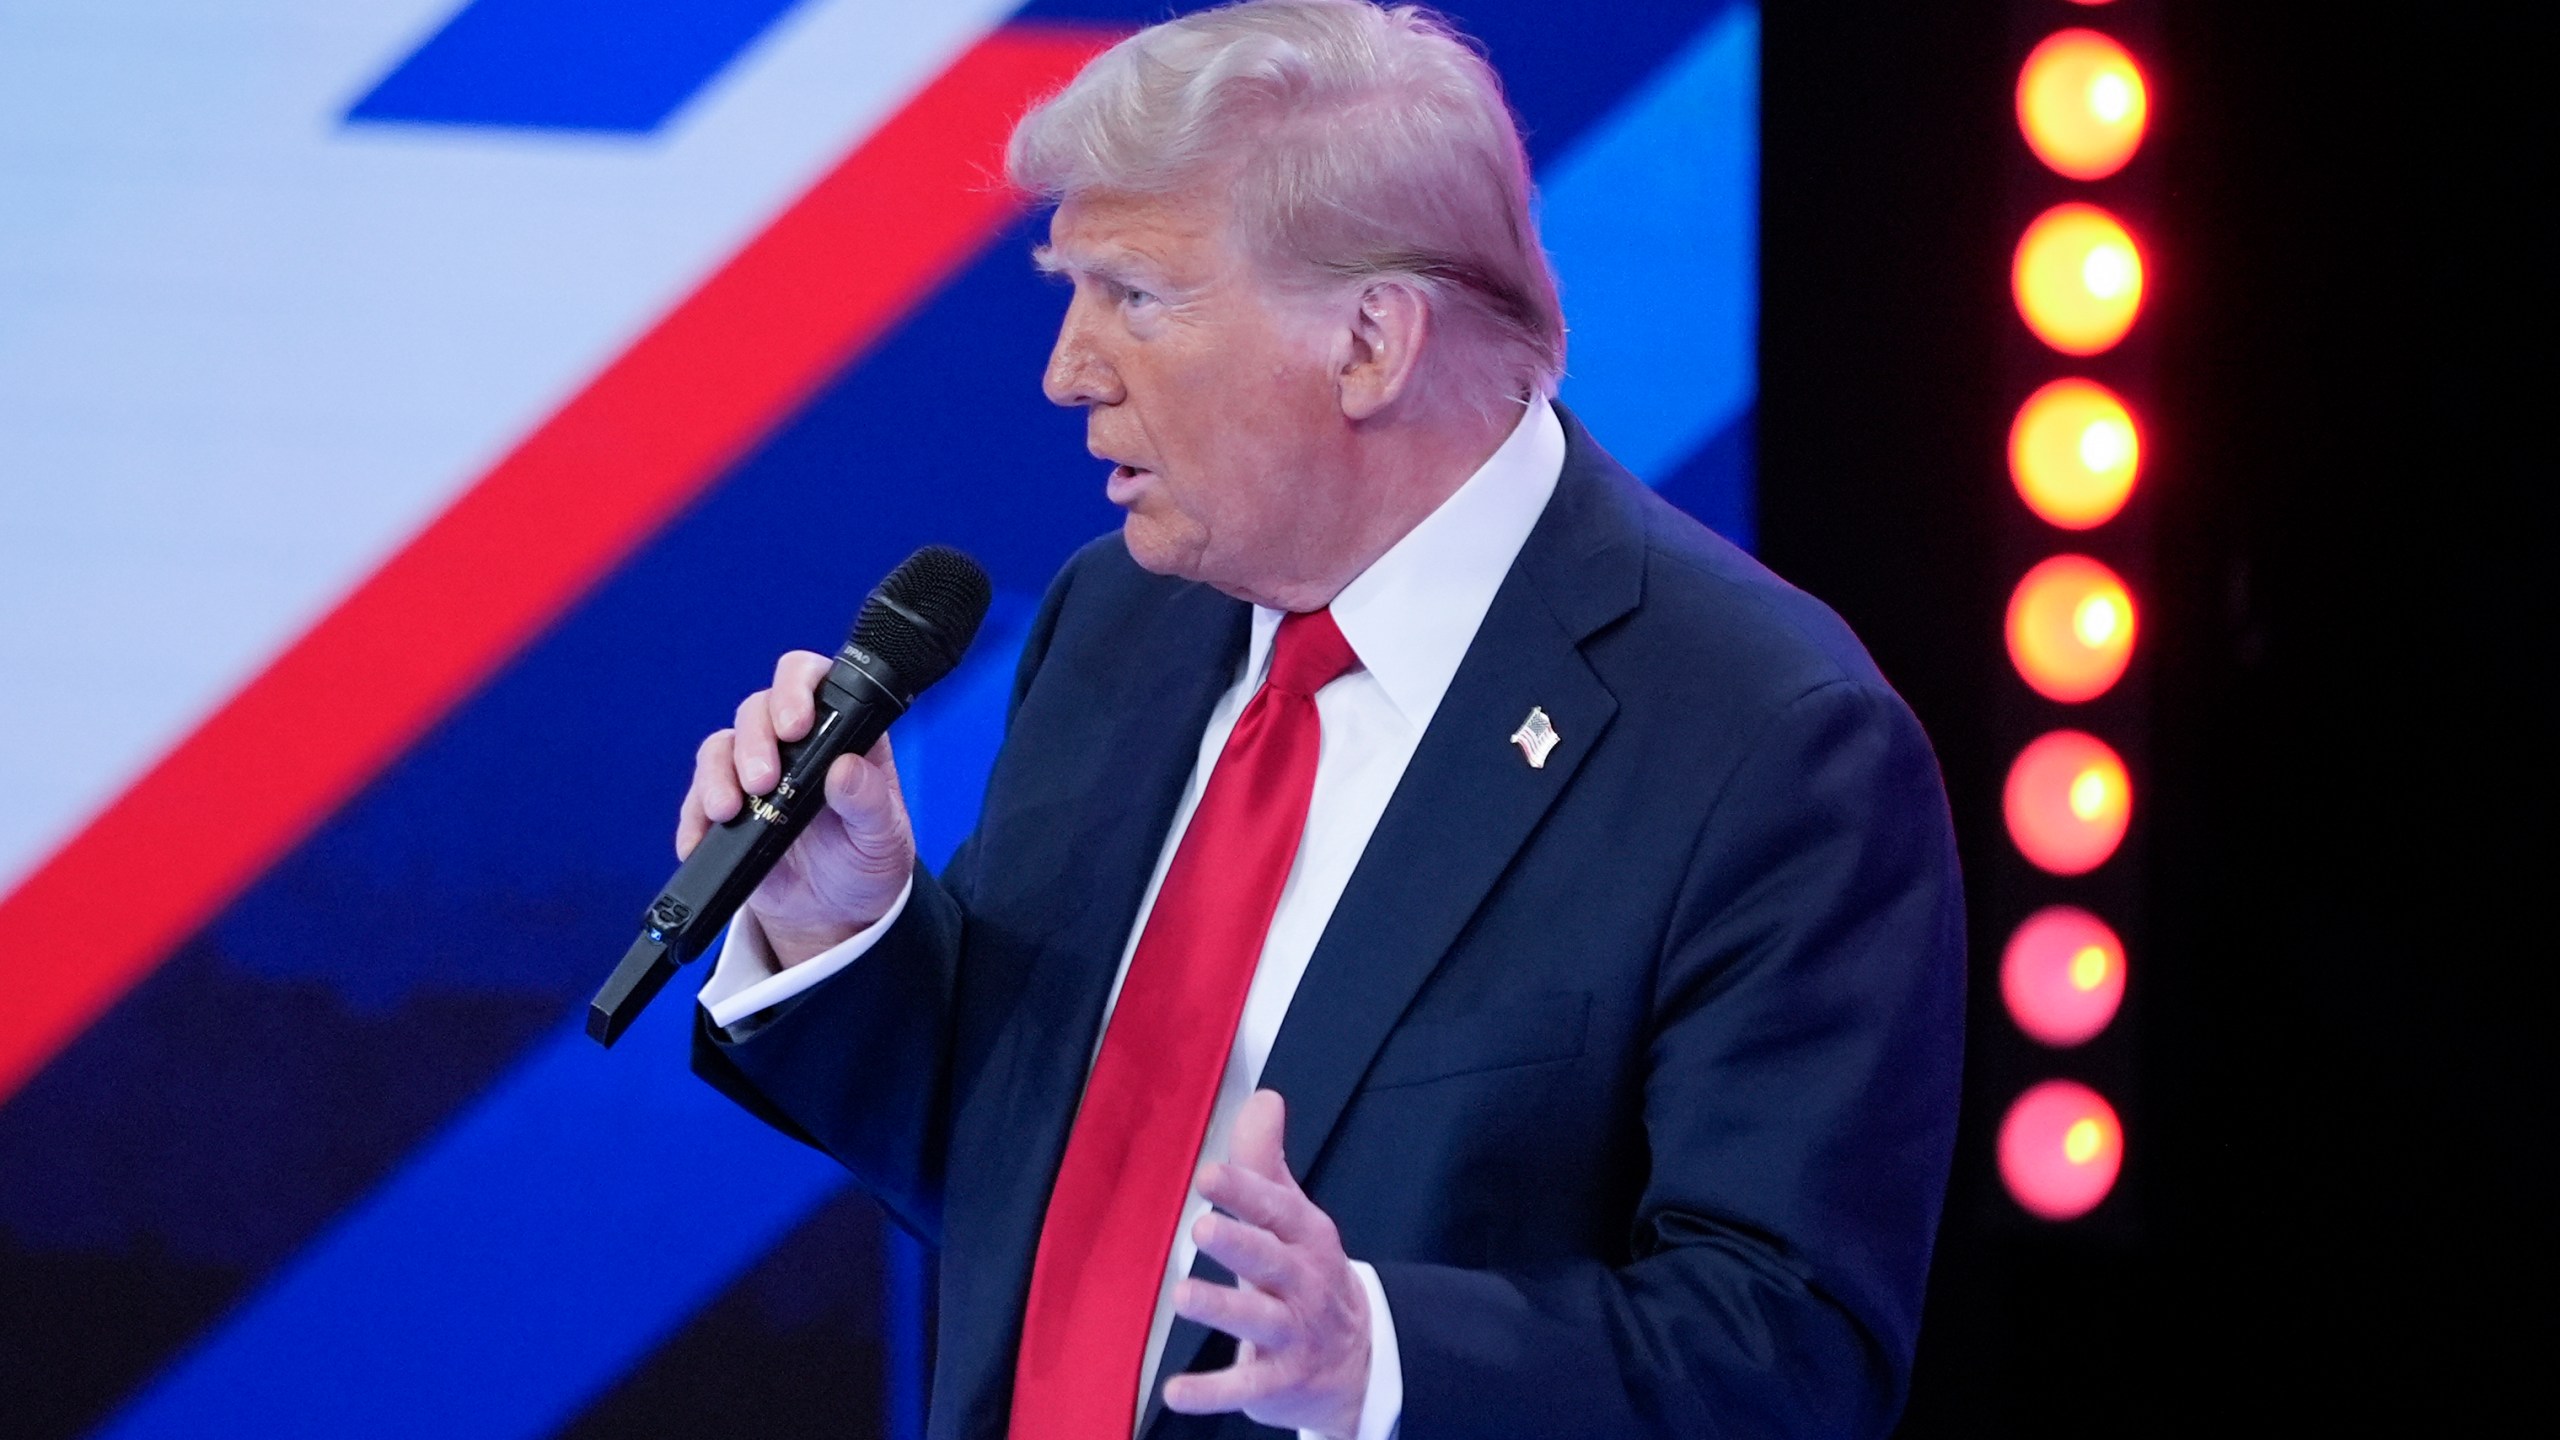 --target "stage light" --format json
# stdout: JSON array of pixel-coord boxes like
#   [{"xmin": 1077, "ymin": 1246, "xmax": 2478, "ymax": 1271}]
[
  {"xmin": 2007, "ymin": 554, "xmax": 2136, "ymax": 701},
  {"xmin": 2010, "ymin": 378, "xmax": 2139, "ymax": 528},
  {"xmin": 1999, "ymin": 1079, "xmax": 2123, "ymax": 1219},
  {"xmin": 2018, "ymin": 30, "xmax": 2148, "ymax": 180},
  {"xmin": 2014, "ymin": 202, "xmax": 2144, "ymax": 355},
  {"xmin": 2004, "ymin": 729, "xmax": 2131, "ymax": 874},
  {"xmin": 2001, "ymin": 905, "xmax": 2126, "ymax": 1046}
]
